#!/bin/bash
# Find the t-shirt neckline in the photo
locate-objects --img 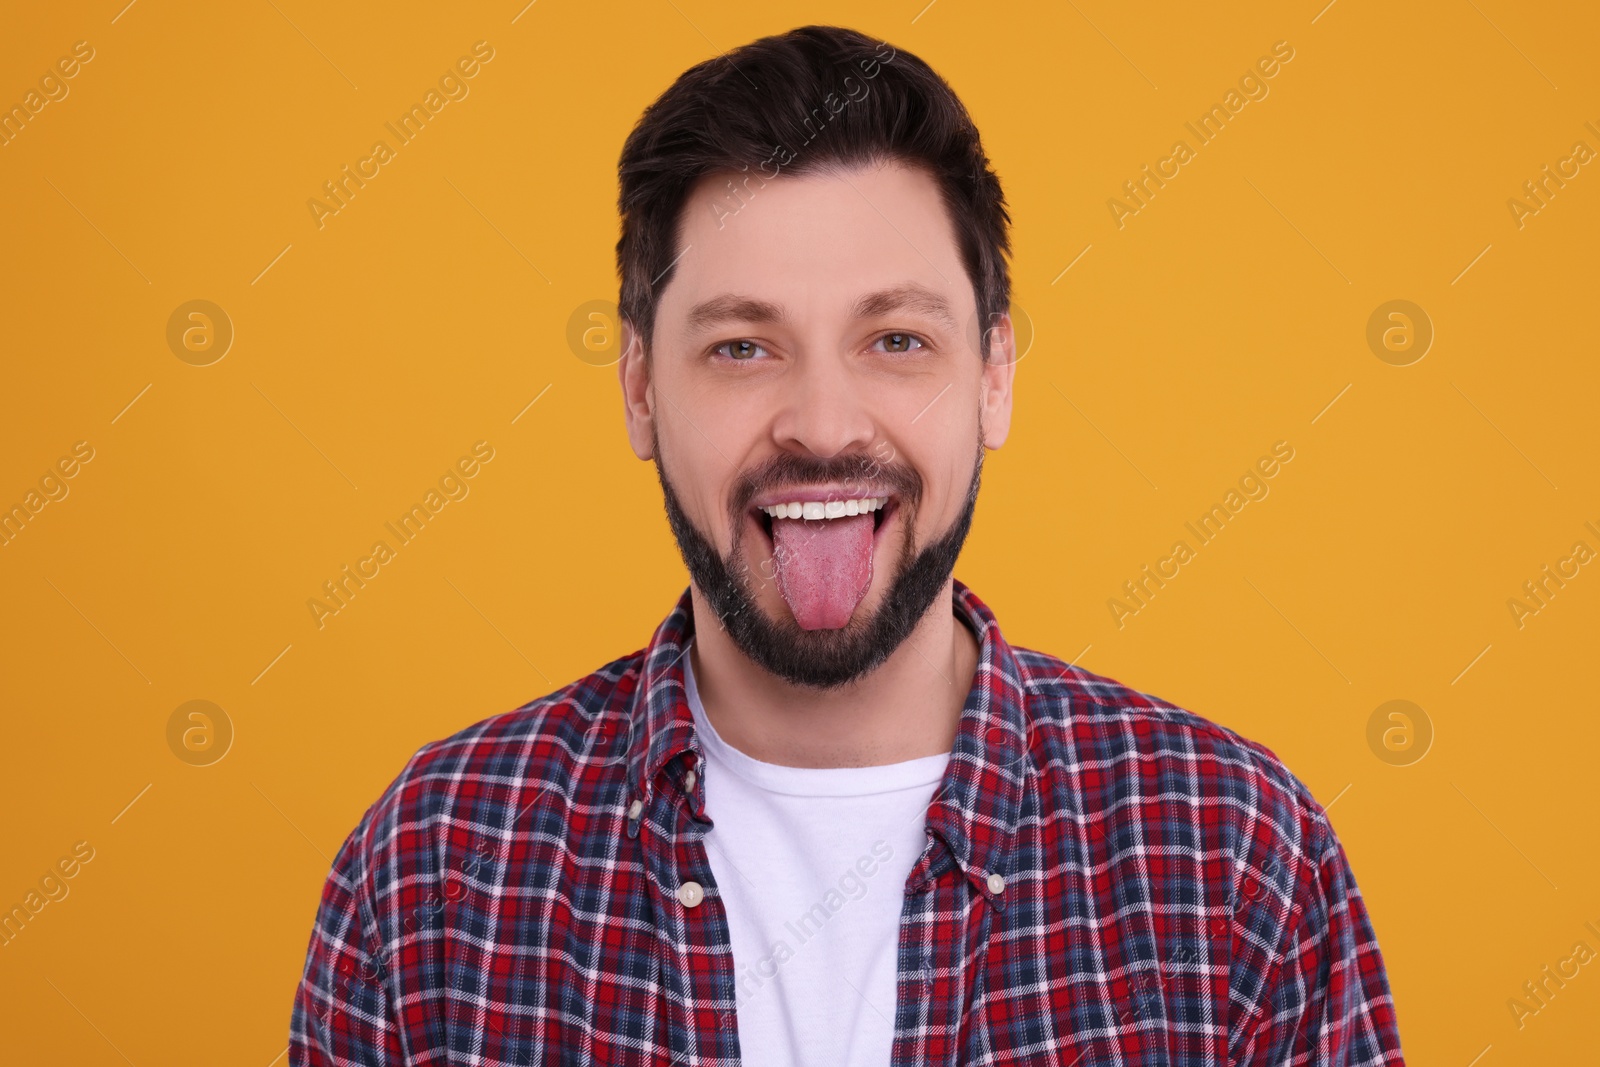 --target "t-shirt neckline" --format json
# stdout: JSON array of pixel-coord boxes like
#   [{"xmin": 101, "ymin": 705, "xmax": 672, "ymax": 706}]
[{"xmin": 682, "ymin": 640, "xmax": 951, "ymax": 798}]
